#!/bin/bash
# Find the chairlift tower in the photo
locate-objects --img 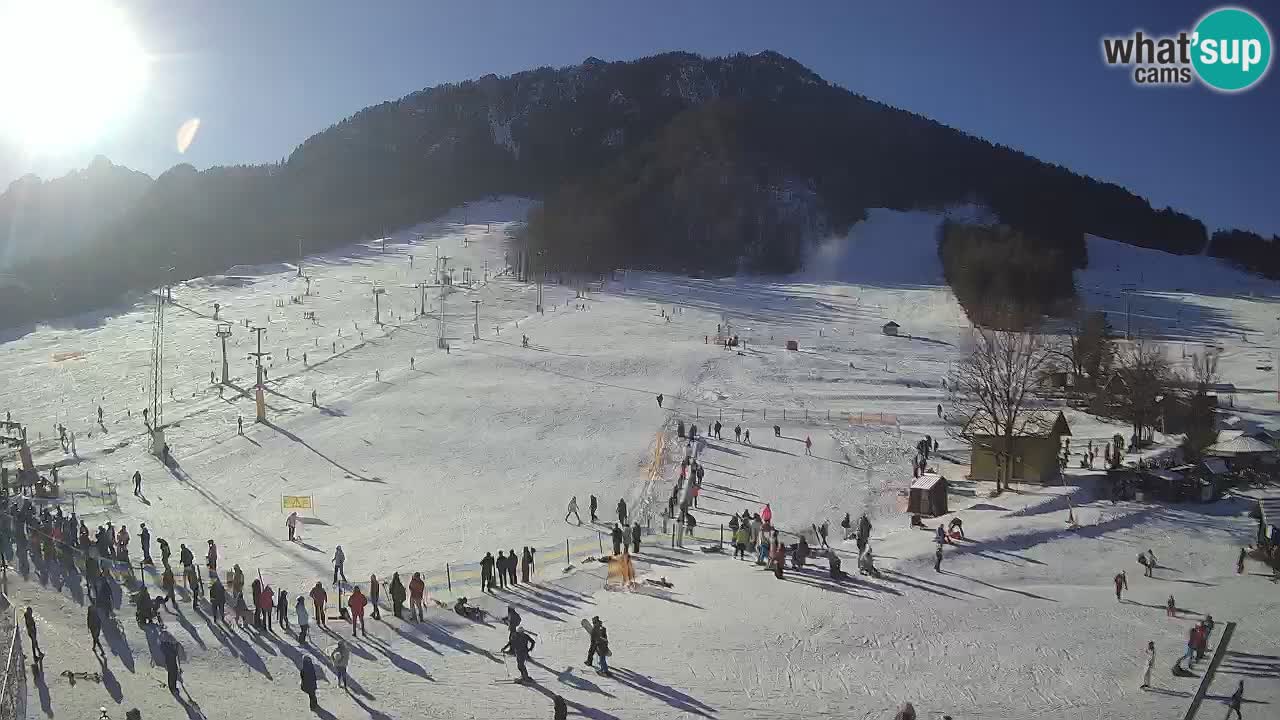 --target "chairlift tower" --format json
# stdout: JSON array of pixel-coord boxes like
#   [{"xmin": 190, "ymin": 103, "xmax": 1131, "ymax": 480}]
[
  {"xmin": 215, "ymin": 323, "xmax": 233, "ymax": 384},
  {"xmin": 147, "ymin": 289, "xmax": 168, "ymax": 456},
  {"xmin": 437, "ymin": 256, "xmax": 451, "ymax": 348},
  {"xmin": 248, "ymin": 326, "xmax": 271, "ymax": 423},
  {"xmin": 373, "ymin": 287, "xmax": 386, "ymax": 325}
]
